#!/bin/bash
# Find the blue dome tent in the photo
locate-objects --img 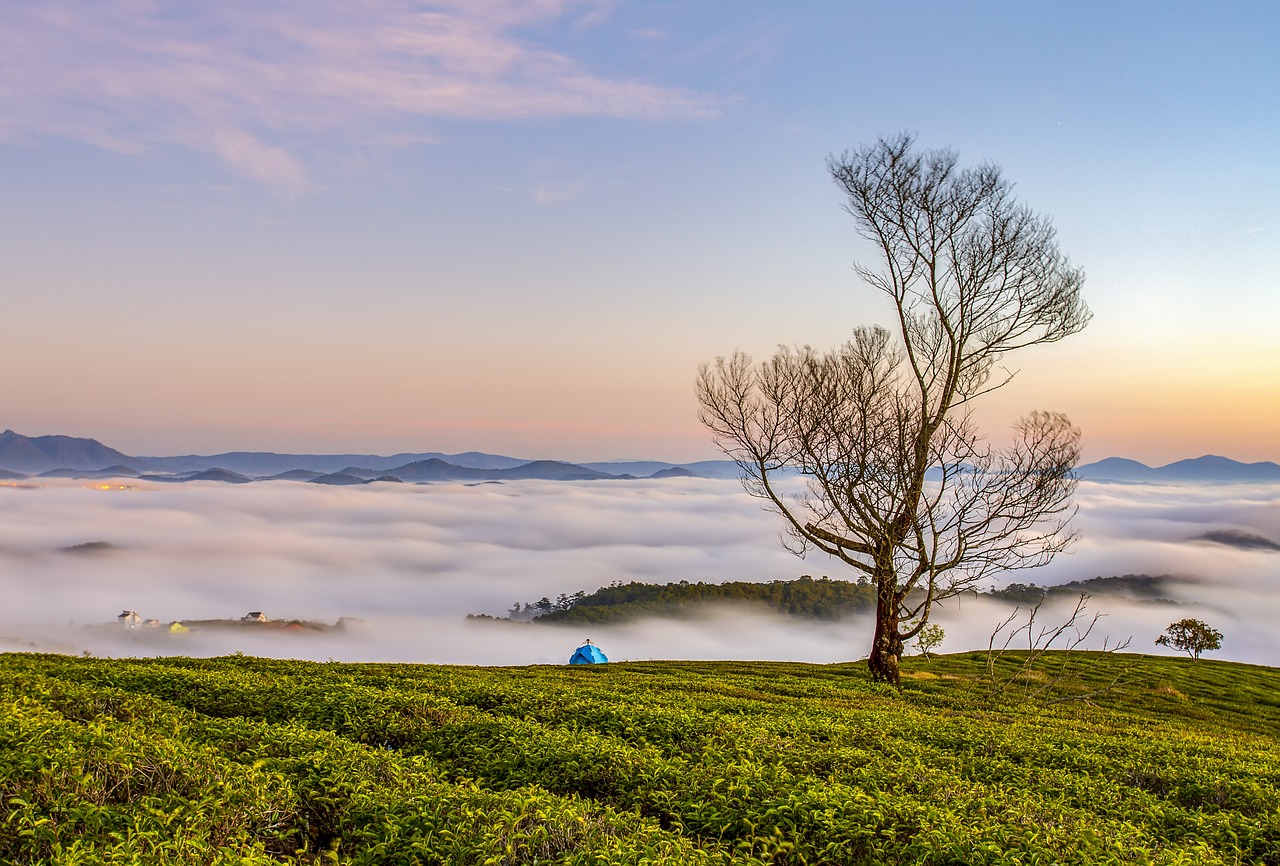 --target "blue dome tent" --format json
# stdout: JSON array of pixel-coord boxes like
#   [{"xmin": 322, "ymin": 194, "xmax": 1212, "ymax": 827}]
[{"xmin": 569, "ymin": 639, "xmax": 608, "ymax": 665}]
